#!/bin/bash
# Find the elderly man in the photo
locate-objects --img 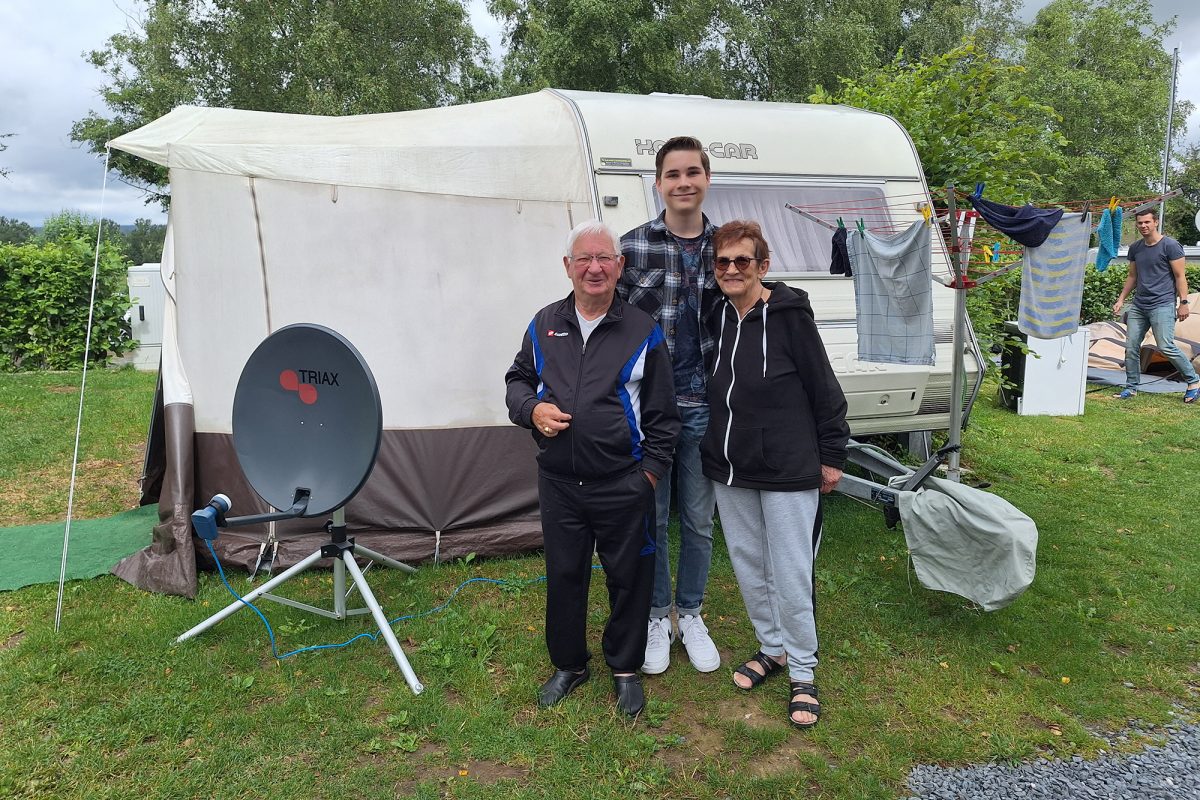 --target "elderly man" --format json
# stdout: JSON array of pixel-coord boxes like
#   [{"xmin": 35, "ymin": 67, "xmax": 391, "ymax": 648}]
[{"xmin": 506, "ymin": 220, "xmax": 680, "ymax": 716}]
